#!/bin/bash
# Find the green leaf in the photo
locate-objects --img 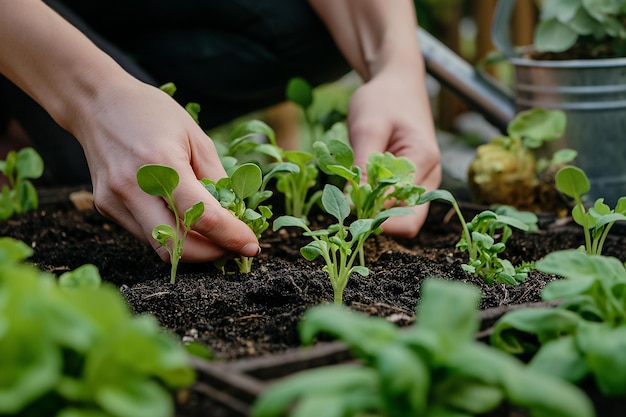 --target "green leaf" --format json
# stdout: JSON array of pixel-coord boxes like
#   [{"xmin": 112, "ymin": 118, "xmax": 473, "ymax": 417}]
[
  {"xmin": 351, "ymin": 266, "xmax": 369, "ymax": 277},
  {"xmin": 490, "ymin": 308, "xmax": 582, "ymax": 354},
  {"xmin": 96, "ymin": 378, "xmax": 173, "ymax": 417},
  {"xmin": 286, "ymin": 77, "xmax": 313, "ymax": 110},
  {"xmin": 299, "ymin": 304, "xmax": 397, "ymax": 355},
  {"xmin": 555, "ymin": 166, "xmax": 590, "ymax": 199},
  {"xmin": 15, "ymin": 147, "xmax": 44, "ymax": 180},
  {"xmin": 159, "ymin": 82, "xmax": 176, "ymax": 96},
  {"xmin": 231, "ymin": 163, "xmax": 263, "ymax": 201},
  {"xmin": 251, "ymin": 366, "xmax": 377, "ymax": 417},
  {"xmin": 529, "ymin": 336, "xmax": 588, "ymax": 382},
  {"xmin": 416, "ymin": 279, "xmax": 481, "ymax": 350},
  {"xmin": 418, "ymin": 189, "xmax": 456, "ymax": 205},
  {"xmin": 59, "ymin": 264, "xmax": 102, "ymax": 289},
  {"xmin": 137, "ymin": 165, "xmax": 179, "ymax": 198},
  {"xmin": 377, "ymin": 344, "xmax": 430, "ymax": 415},
  {"xmin": 152, "ymin": 224, "xmax": 176, "ymax": 248},
  {"xmin": 535, "ymin": 18, "xmax": 579, "ymax": 53},
  {"xmin": 183, "ymin": 201, "xmax": 204, "ymax": 228},
  {"xmin": 577, "ymin": 322, "xmax": 626, "ymax": 395},
  {"xmin": 321, "ymin": 185, "xmax": 350, "ymax": 224},
  {"xmin": 273, "ymin": 215, "xmax": 309, "ymax": 231}
]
